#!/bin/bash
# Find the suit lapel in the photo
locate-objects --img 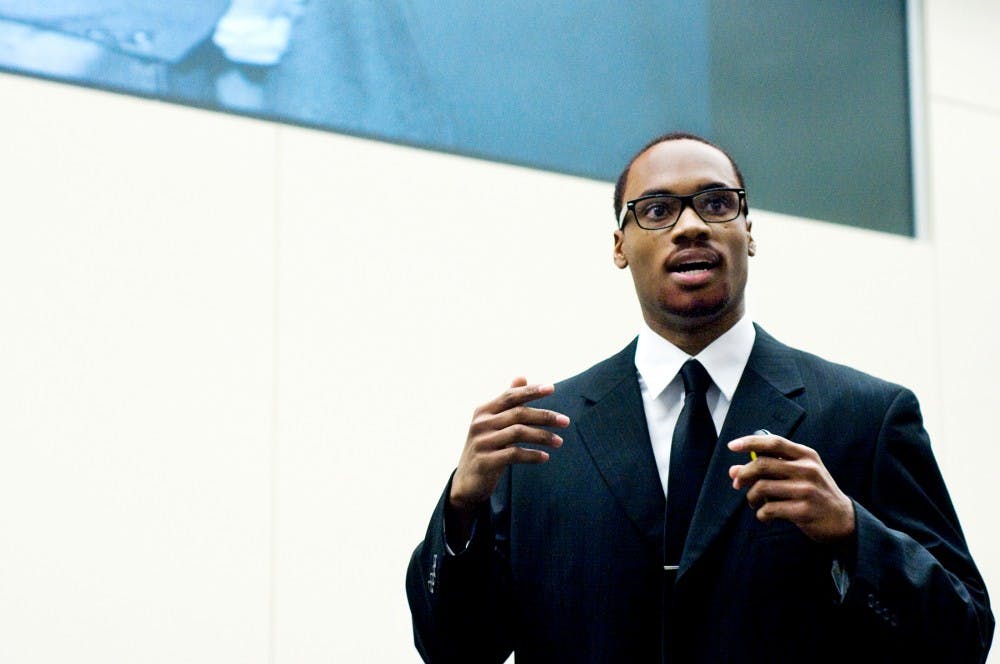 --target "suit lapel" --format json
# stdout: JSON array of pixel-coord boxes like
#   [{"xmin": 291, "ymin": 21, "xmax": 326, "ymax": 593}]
[
  {"xmin": 679, "ymin": 327, "xmax": 806, "ymax": 576},
  {"xmin": 574, "ymin": 340, "xmax": 666, "ymax": 556}
]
